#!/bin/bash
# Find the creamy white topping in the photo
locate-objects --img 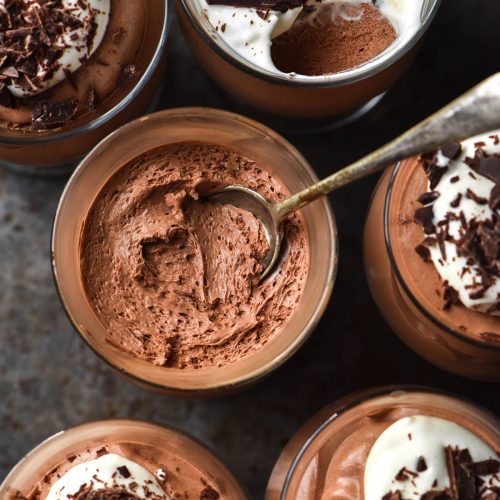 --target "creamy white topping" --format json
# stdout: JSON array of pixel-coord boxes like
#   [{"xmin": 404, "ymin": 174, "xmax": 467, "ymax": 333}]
[
  {"xmin": 426, "ymin": 132, "xmax": 500, "ymax": 316},
  {"xmin": 364, "ymin": 415, "xmax": 500, "ymax": 499},
  {"xmin": 46, "ymin": 453, "xmax": 170, "ymax": 499},
  {"xmin": 197, "ymin": 0, "xmax": 424, "ymax": 76},
  {"xmin": 6, "ymin": 0, "xmax": 110, "ymax": 98}
]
